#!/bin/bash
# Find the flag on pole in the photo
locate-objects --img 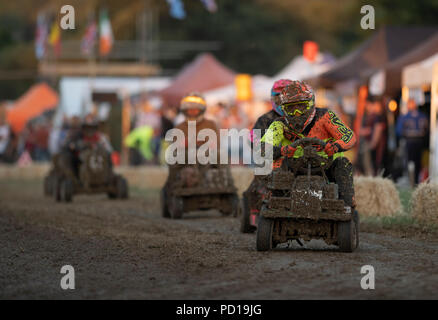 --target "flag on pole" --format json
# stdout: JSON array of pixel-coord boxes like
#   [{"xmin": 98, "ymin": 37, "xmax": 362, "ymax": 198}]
[
  {"xmin": 200, "ymin": 0, "xmax": 217, "ymax": 13},
  {"xmin": 99, "ymin": 9, "xmax": 114, "ymax": 57},
  {"xmin": 35, "ymin": 13, "xmax": 48, "ymax": 59},
  {"xmin": 48, "ymin": 18, "xmax": 61, "ymax": 57},
  {"xmin": 166, "ymin": 0, "xmax": 186, "ymax": 20},
  {"xmin": 81, "ymin": 17, "xmax": 97, "ymax": 56}
]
